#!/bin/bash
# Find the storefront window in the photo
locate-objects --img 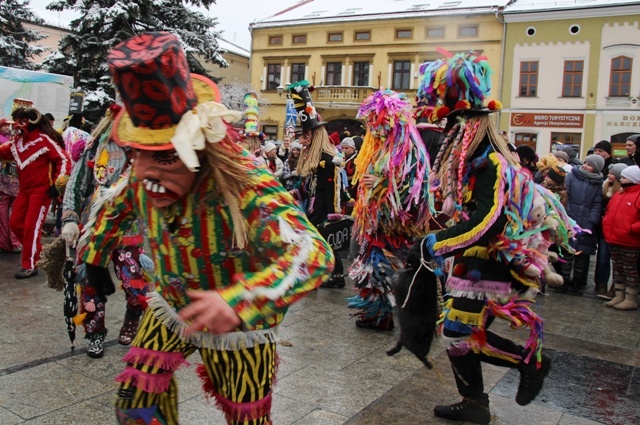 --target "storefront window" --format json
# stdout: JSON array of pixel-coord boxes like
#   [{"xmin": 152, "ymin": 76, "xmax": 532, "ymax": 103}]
[
  {"xmin": 551, "ymin": 132, "xmax": 581, "ymax": 153},
  {"xmin": 514, "ymin": 132, "xmax": 538, "ymax": 151}
]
